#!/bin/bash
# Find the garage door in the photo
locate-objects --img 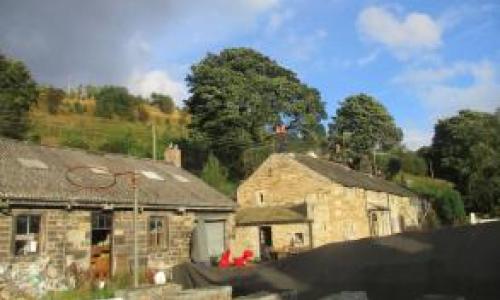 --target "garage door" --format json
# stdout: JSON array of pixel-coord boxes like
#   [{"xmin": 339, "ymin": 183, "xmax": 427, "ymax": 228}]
[{"xmin": 205, "ymin": 221, "xmax": 225, "ymax": 258}]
